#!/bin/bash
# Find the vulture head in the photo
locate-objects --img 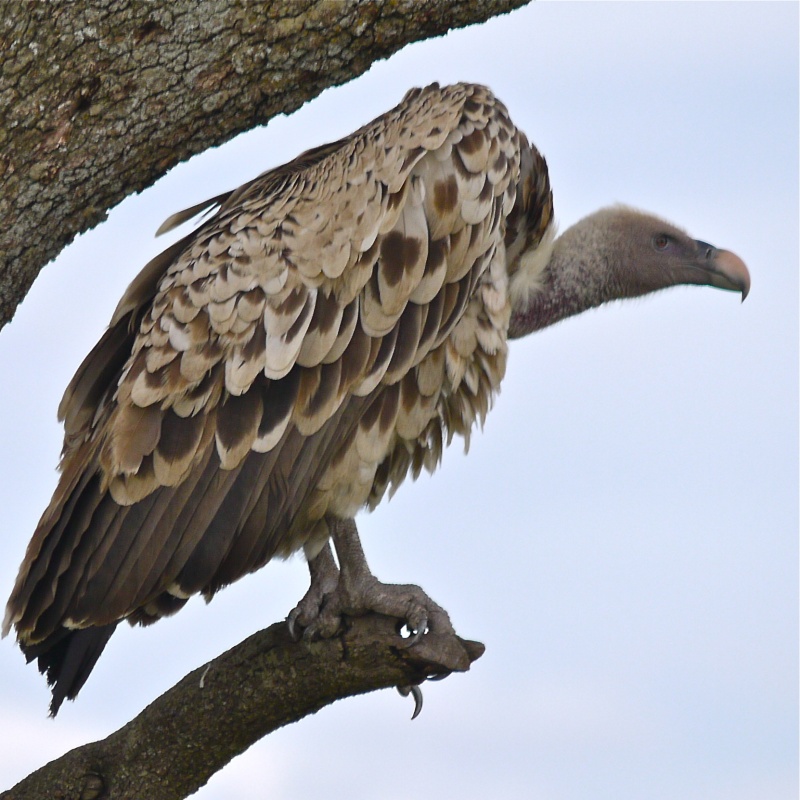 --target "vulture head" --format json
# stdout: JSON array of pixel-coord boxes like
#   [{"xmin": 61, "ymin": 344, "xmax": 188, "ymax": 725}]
[{"xmin": 509, "ymin": 206, "xmax": 750, "ymax": 338}]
